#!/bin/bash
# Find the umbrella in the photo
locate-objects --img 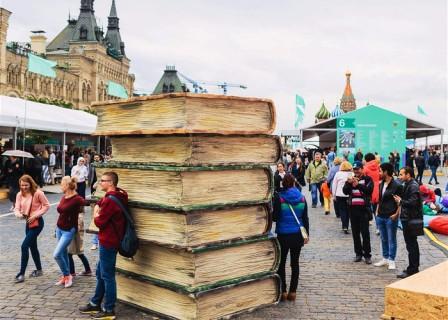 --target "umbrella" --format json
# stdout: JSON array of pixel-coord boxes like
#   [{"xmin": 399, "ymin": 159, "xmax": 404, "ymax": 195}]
[{"xmin": 2, "ymin": 150, "xmax": 34, "ymax": 158}]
